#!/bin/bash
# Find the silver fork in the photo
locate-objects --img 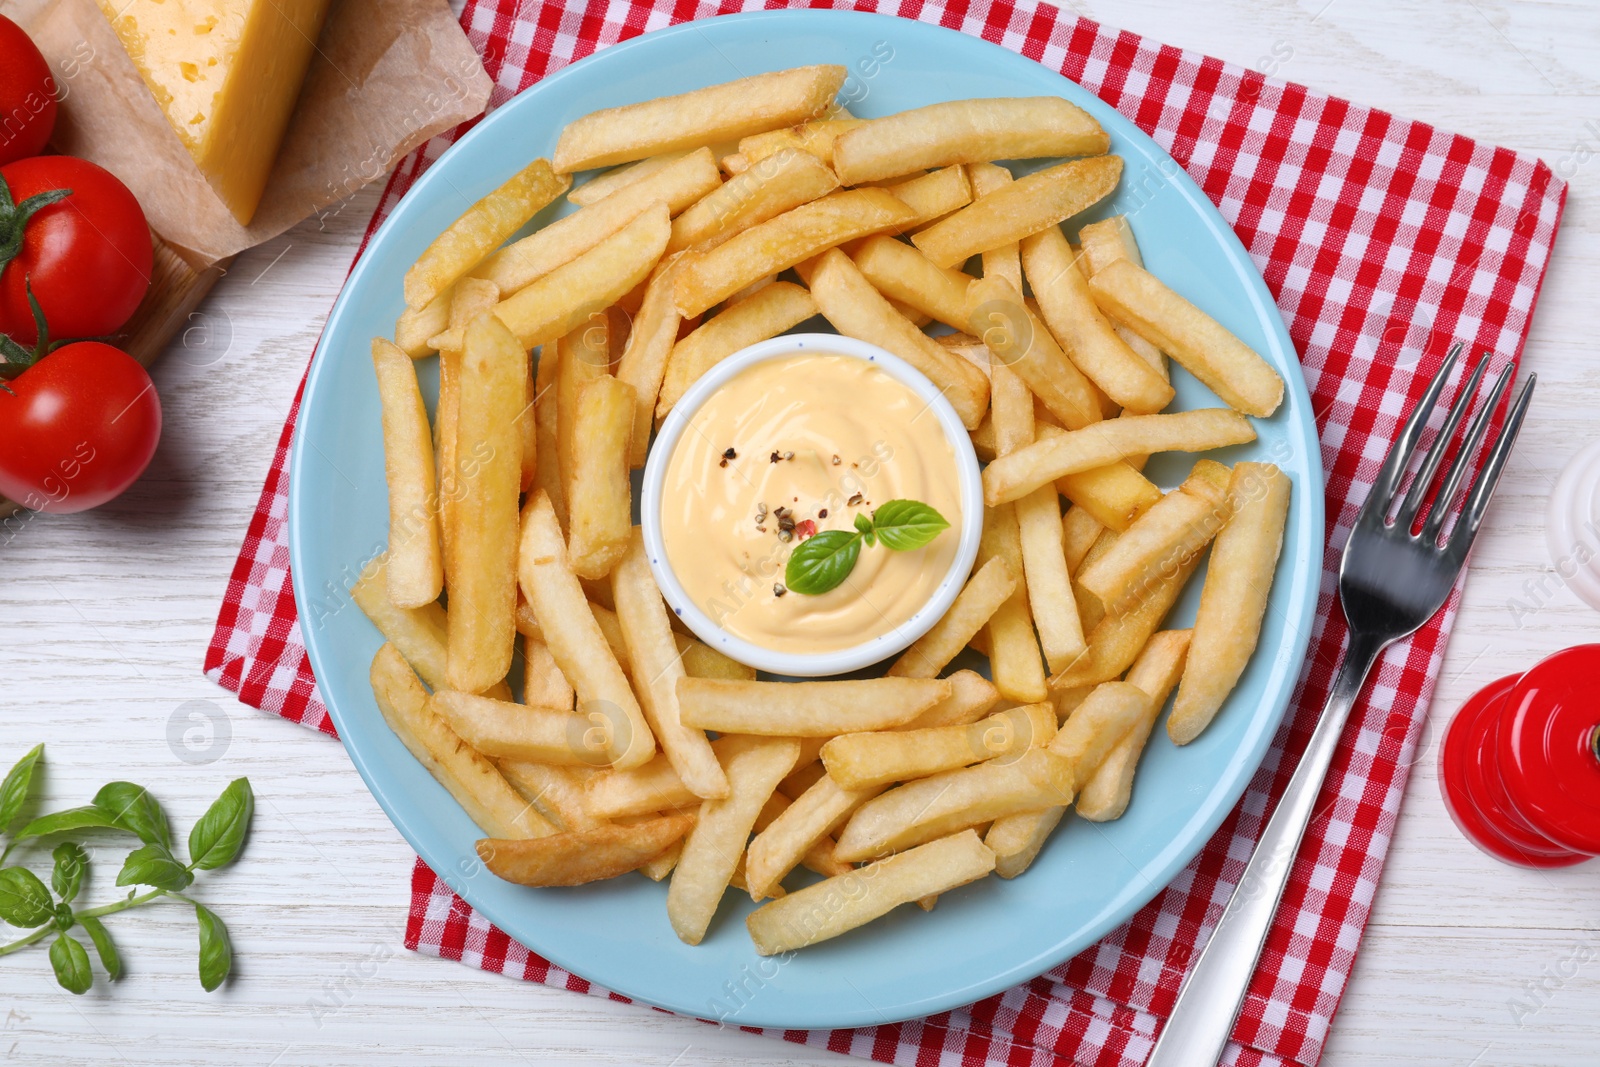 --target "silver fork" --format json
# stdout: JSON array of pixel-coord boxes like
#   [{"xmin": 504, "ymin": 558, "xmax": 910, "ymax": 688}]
[{"xmin": 1144, "ymin": 343, "xmax": 1536, "ymax": 1067}]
